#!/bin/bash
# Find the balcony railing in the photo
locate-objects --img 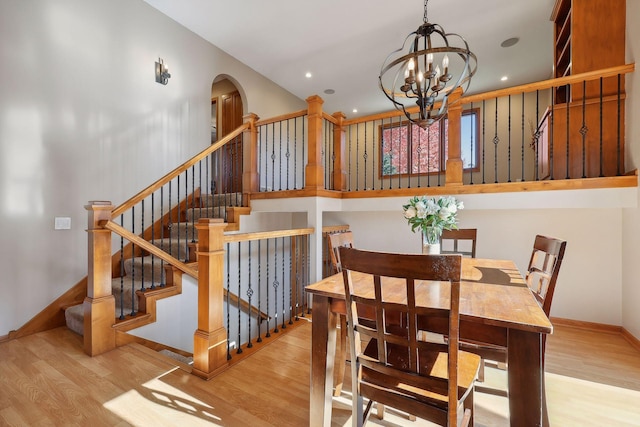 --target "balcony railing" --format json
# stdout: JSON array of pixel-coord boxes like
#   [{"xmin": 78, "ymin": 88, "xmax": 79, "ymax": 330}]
[{"xmin": 249, "ymin": 64, "xmax": 636, "ymax": 200}]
